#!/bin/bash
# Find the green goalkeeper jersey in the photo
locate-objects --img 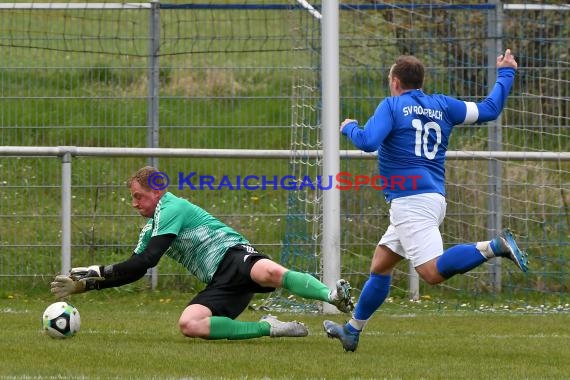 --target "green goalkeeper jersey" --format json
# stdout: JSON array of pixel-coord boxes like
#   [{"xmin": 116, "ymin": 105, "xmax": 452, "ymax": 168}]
[{"xmin": 133, "ymin": 192, "xmax": 249, "ymax": 283}]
